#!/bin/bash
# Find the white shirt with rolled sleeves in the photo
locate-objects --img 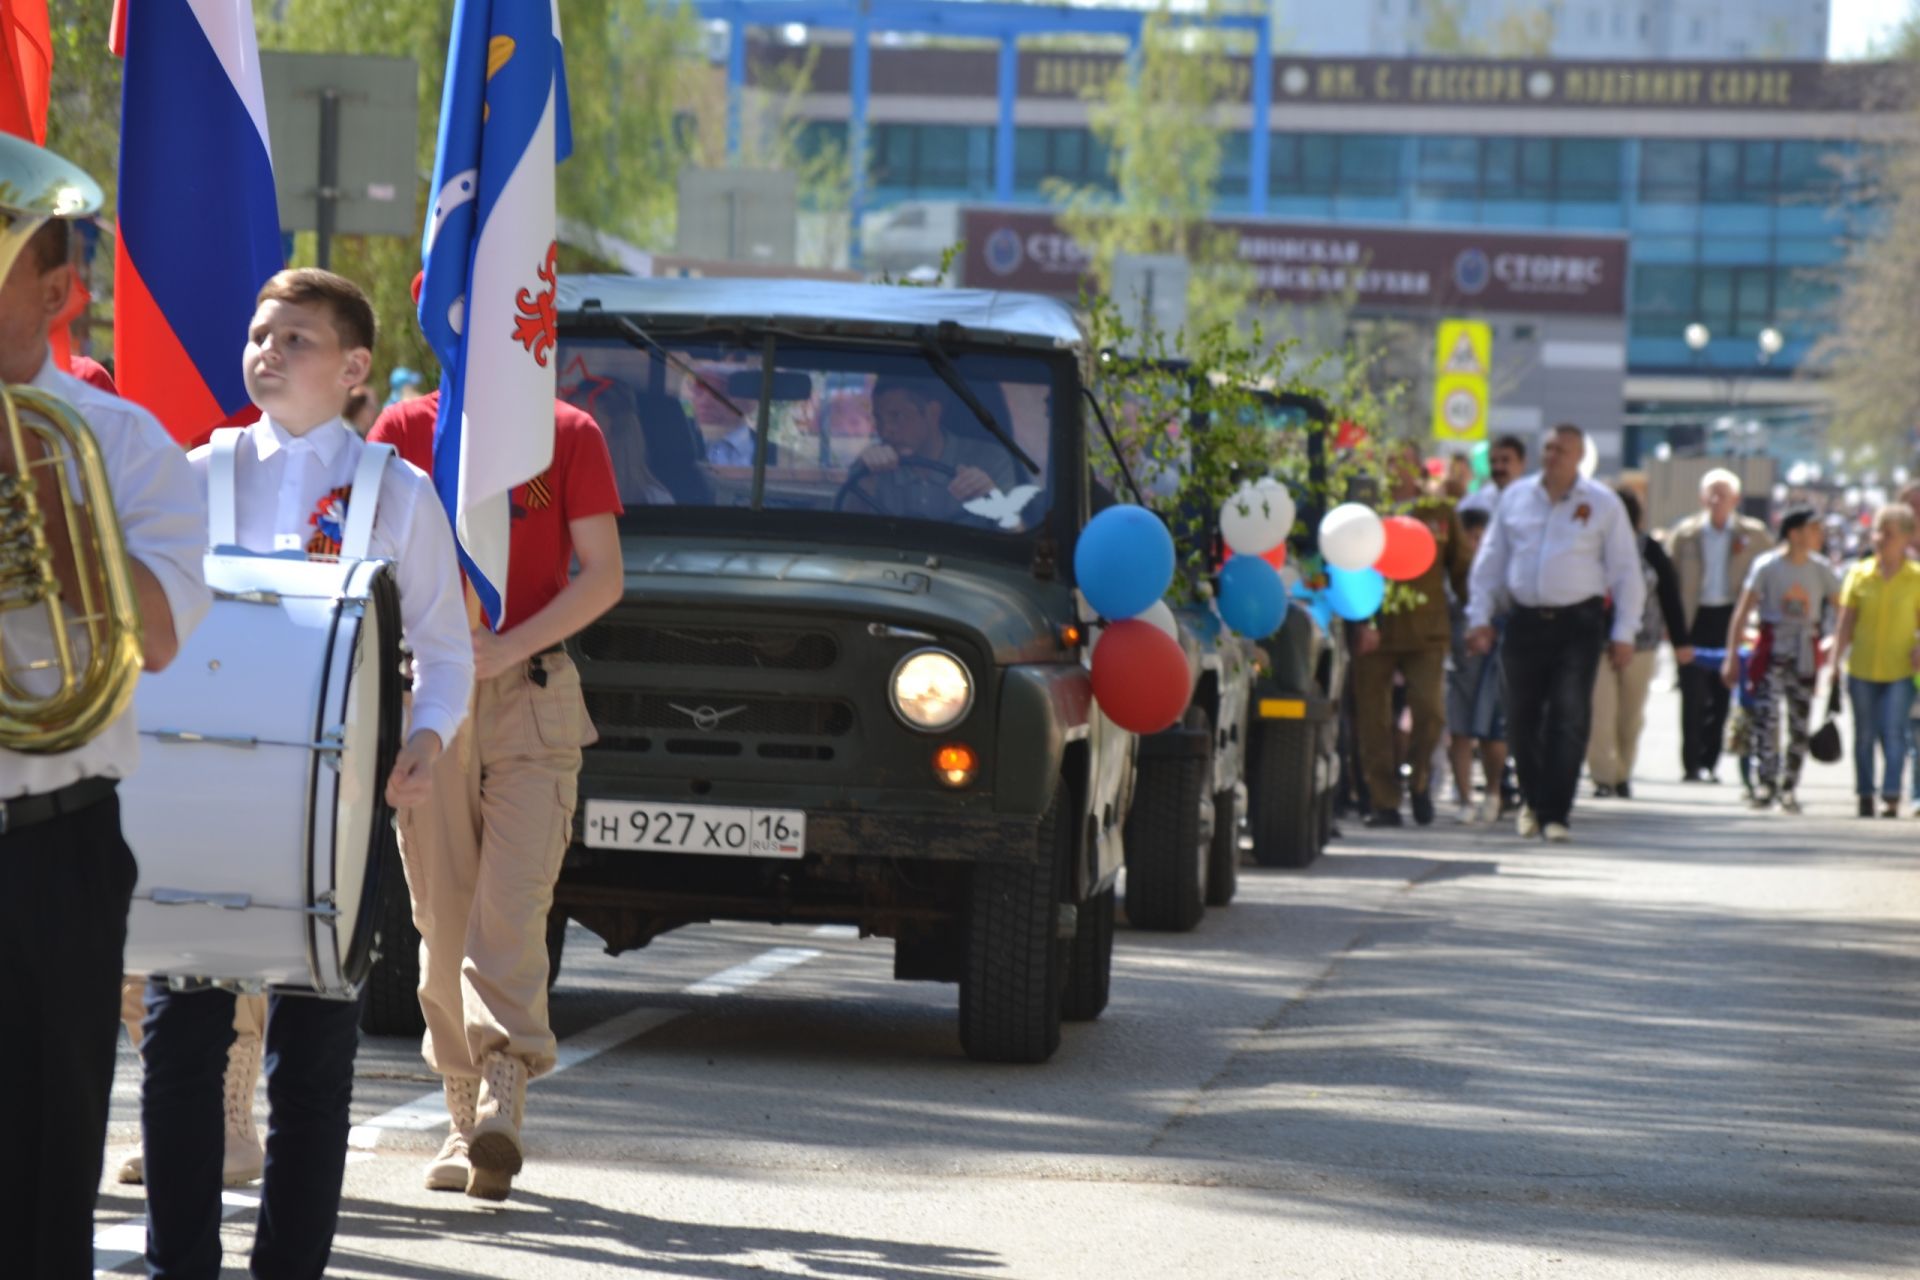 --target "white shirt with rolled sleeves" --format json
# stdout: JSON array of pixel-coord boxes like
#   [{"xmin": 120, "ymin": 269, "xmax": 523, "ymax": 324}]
[
  {"xmin": 186, "ymin": 417, "xmax": 473, "ymax": 751},
  {"xmin": 0, "ymin": 356, "xmax": 212, "ymax": 799},
  {"xmin": 1467, "ymin": 473, "xmax": 1647, "ymax": 646}
]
